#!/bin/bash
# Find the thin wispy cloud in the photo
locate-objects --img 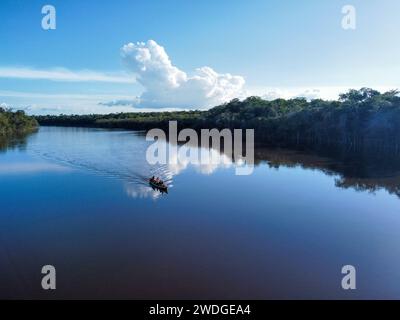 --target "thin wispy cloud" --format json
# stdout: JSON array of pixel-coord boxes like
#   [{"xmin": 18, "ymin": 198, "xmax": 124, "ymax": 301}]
[
  {"xmin": 98, "ymin": 99, "xmax": 138, "ymax": 107},
  {"xmin": 248, "ymin": 86, "xmax": 399, "ymax": 102},
  {"xmin": 0, "ymin": 90, "xmax": 135, "ymax": 100},
  {"xmin": 0, "ymin": 90, "xmax": 139, "ymax": 115},
  {"xmin": 0, "ymin": 67, "xmax": 136, "ymax": 83},
  {"xmin": 0, "ymin": 90, "xmax": 179, "ymax": 115}
]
